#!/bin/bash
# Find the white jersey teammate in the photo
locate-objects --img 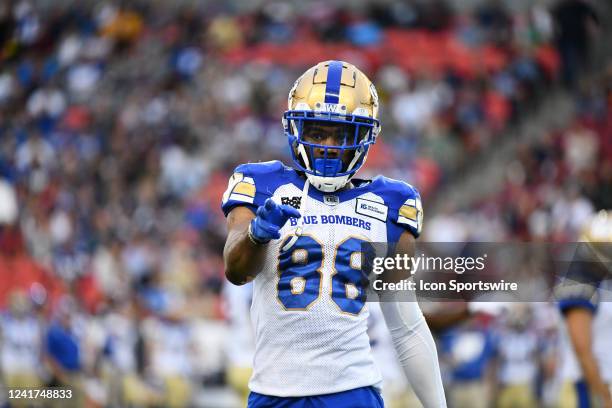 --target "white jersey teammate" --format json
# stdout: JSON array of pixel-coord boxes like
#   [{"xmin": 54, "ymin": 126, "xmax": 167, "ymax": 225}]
[{"xmin": 222, "ymin": 60, "xmax": 446, "ymax": 408}]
